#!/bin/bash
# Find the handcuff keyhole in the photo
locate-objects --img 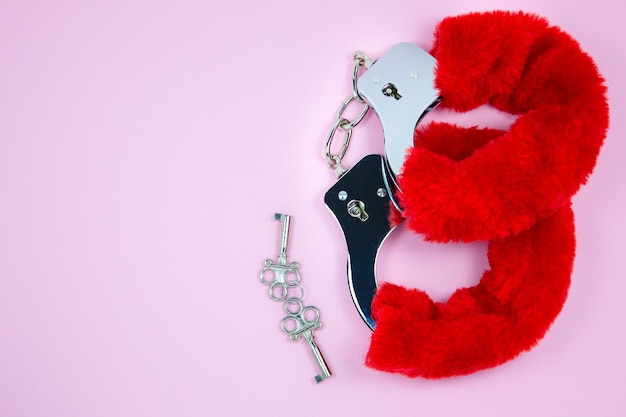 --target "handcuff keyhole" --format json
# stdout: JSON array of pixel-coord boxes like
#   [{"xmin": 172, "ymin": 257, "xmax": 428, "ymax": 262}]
[
  {"xmin": 347, "ymin": 199, "xmax": 369, "ymax": 222},
  {"xmin": 382, "ymin": 83, "xmax": 402, "ymax": 100}
]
